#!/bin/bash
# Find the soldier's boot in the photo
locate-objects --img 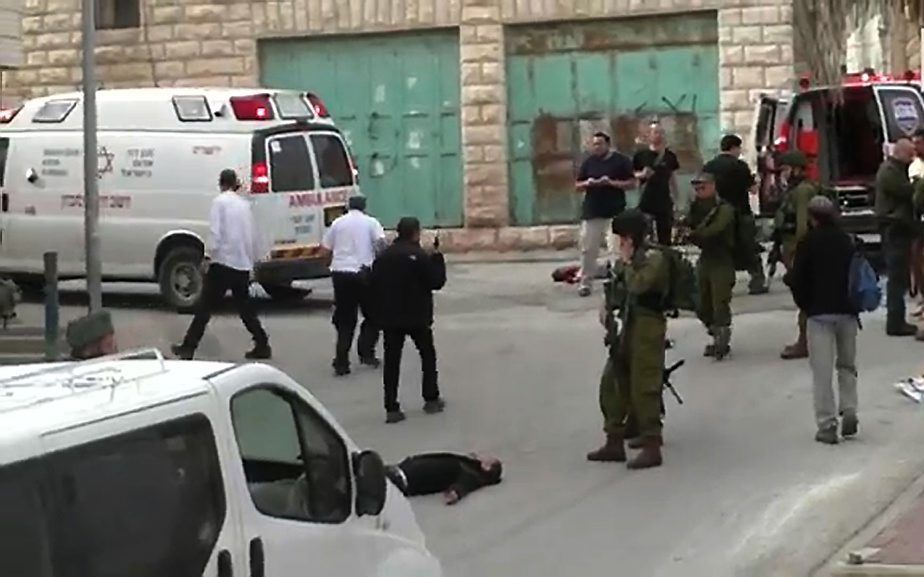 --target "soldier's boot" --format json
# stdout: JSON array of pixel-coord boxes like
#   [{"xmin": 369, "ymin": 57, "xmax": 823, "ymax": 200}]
[
  {"xmin": 703, "ymin": 327, "xmax": 715, "ymax": 357},
  {"xmin": 713, "ymin": 326, "xmax": 731, "ymax": 361},
  {"xmin": 626, "ymin": 437, "xmax": 645, "ymax": 450},
  {"xmin": 586, "ymin": 433, "xmax": 626, "ymax": 462},
  {"xmin": 627, "ymin": 436, "xmax": 663, "ymax": 470}
]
